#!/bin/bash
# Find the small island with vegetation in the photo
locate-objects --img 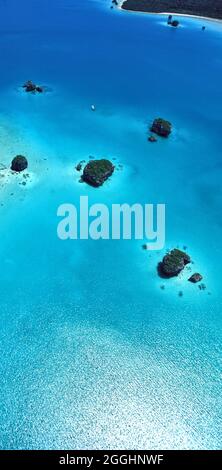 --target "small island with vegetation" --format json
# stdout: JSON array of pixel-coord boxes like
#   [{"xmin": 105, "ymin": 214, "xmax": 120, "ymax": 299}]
[
  {"xmin": 150, "ymin": 118, "xmax": 172, "ymax": 137},
  {"xmin": 82, "ymin": 159, "xmax": 115, "ymax": 187},
  {"xmin": 158, "ymin": 248, "xmax": 191, "ymax": 277},
  {"xmin": 23, "ymin": 80, "xmax": 44, "ymax": 93},
  {"xmin": 121, "ymin": 0, "xmax": 222, "ymax": 20},
  {"xmin": 11, "ymin": 155, "xmax": 28, "ymax": 172}
]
